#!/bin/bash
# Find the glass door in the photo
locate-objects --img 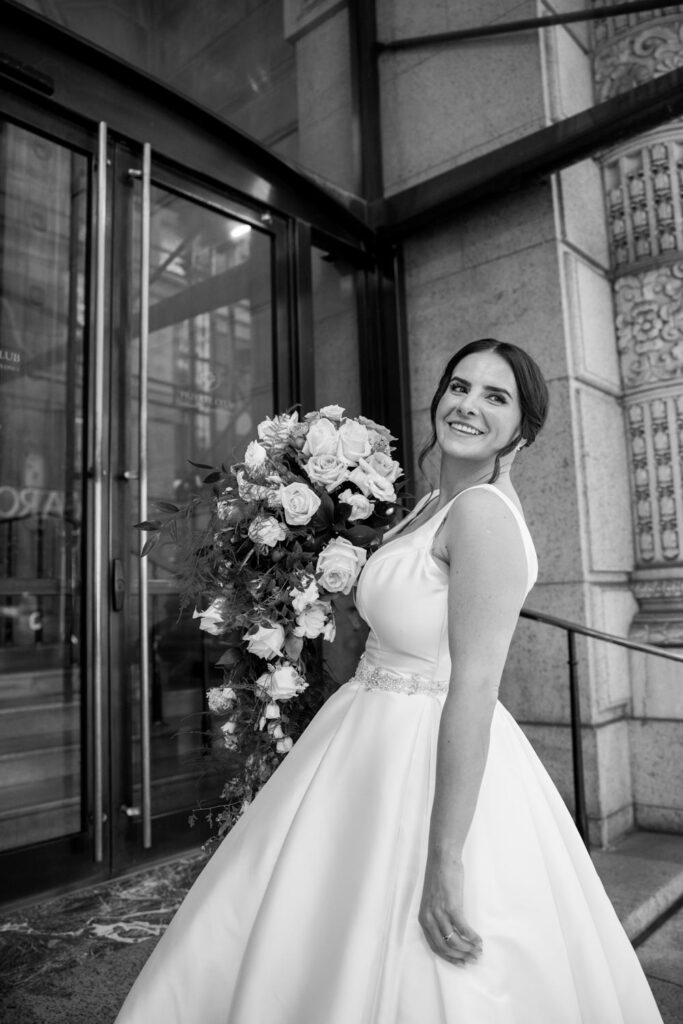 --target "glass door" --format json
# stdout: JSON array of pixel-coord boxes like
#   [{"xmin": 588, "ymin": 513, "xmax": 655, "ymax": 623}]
[
  {"xmin": 0, "ymin": 116, "xmax": 95, "ymax": 898},
  {"xmin": 109, "ymin": 147, "xmax": 286, "ymax": 867}
]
